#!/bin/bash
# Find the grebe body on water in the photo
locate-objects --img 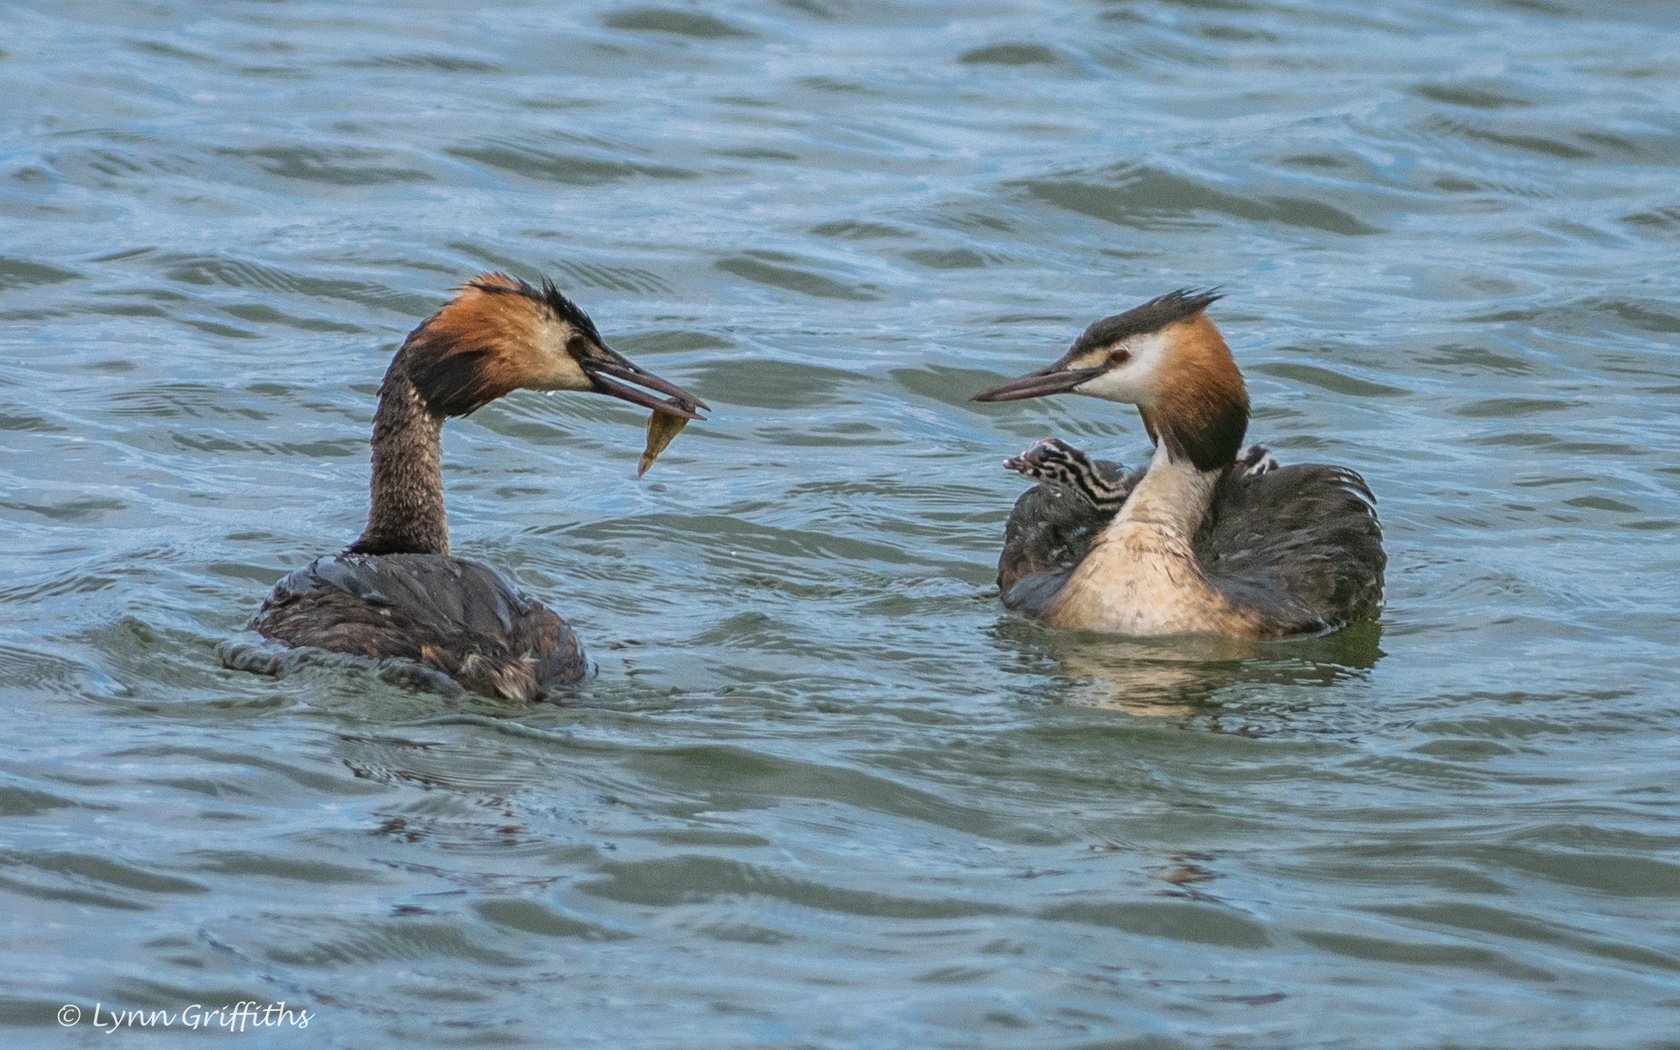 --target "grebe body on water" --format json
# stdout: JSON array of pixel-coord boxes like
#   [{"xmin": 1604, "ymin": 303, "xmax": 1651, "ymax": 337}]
[
  {"xmin": 227, "ymin": 273, "xmax": 705, "ymax": 701},
  {"xmin": 974, "ymin": 291, "xmax": 1384, "ymax": 638}
]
